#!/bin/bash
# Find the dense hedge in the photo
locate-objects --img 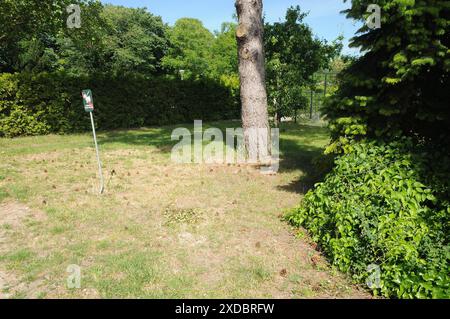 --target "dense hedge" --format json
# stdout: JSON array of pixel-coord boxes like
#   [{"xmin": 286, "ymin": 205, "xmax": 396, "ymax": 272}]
[
  {"xmin": 0, "ymin": 72, "xmax": 239, "ymax": 137},
  {"xmin": 287, "ymin": 139, "xmax": 449, "ymax": 298}
]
